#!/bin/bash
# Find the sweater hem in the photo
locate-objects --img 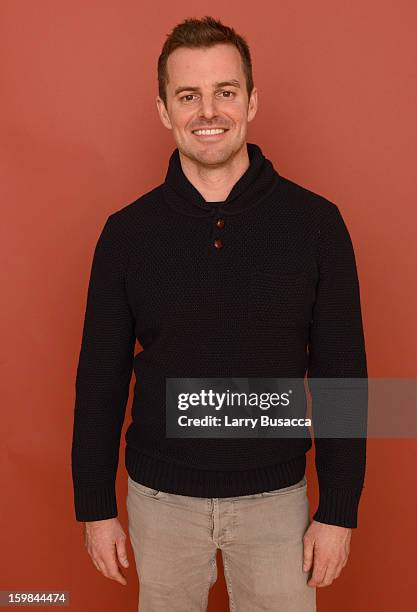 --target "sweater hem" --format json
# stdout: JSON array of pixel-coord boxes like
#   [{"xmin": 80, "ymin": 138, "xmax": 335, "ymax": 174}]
[{"xmin": 125, "ymin": 444, "xmax": 307, "ymax": 498}]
